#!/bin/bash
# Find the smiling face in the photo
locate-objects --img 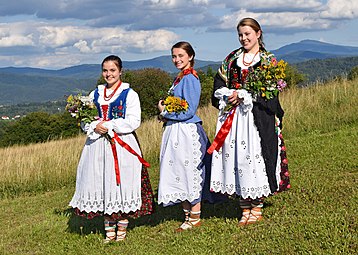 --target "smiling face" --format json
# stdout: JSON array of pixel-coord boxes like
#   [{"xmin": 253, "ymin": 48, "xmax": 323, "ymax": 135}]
[
  {"xmin": 238, "ymin": 25, "xmax": 261, "ymax": 53},
  {"xmin": 171, "ymin": 47, "xmax": 193, "ymax": 71},
  {"xmin": 102, "ymin": 60, "xmax": 121, "ymax": 87}
]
